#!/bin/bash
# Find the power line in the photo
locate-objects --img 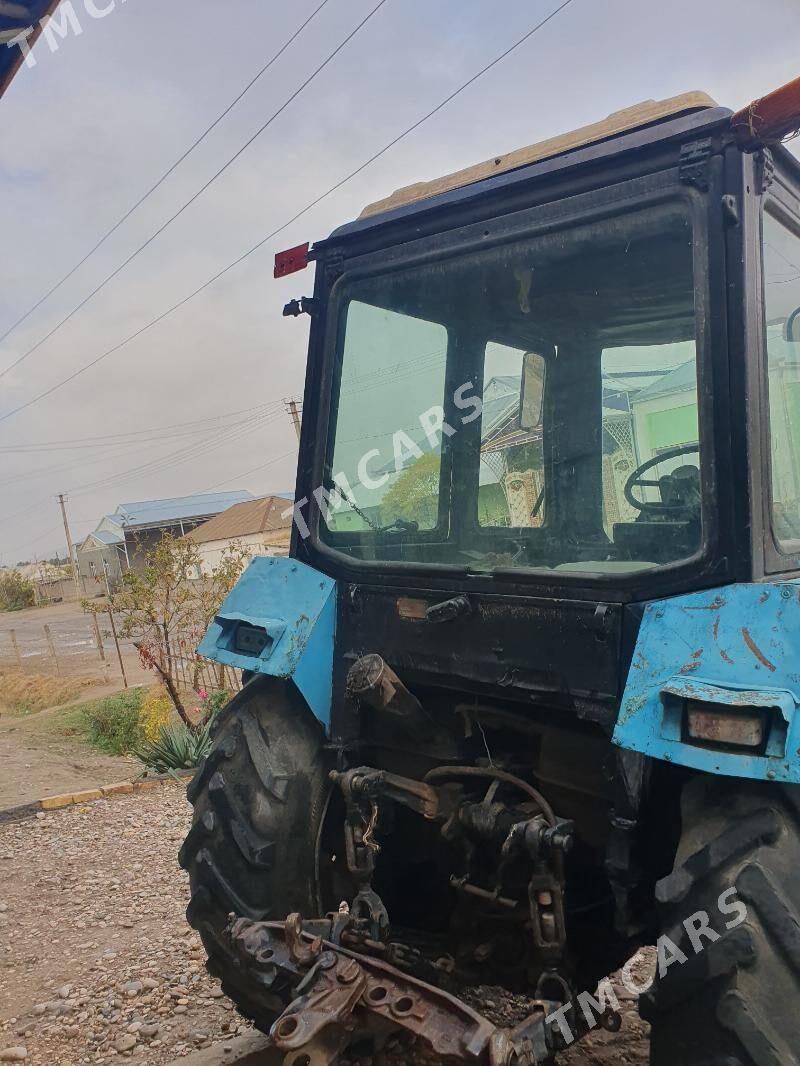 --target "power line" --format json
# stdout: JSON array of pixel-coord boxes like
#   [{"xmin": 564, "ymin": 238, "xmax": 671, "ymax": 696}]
[
  {"xmin": 0, "ymin": 430, "xmax": 290, "ymax": 557},
  {"xmin": 0, "ymin": 497, "xmax": 51, "ymax": 527},
  {"xmin": 197, "ymin": 450, "xmax": 298, "ymax": 495},
  {"xmin": 67, "ymin": 408, "xmax": 288, "ymax": 498},
  {"xmin": 0, "ymin": 408, "xmax": 282, "ymax": 489},
  {"xmin": 0, "ymin": 399, "xmax": 284, "ymax": 453},
  {"xmin": 0, "ymin": 0, "xmax": 333, "ymax": 357},
  {"xmin": 0, "ymin": 0, "xmax": 389, "ymax": 383},
  {"xmin": 2, "ymin": 523, "xmax": 65, "ymax": 562},
  {"xmin": 1, "ymin": 408, "xmax": 284, "ymax": 534},
  {"xmin": 0, "ymin": 415, "xmax": 294, "ymax": 552},
  {"xmin": 0, "ymin": 0, "xmax": 575, "ymax": 425}
]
